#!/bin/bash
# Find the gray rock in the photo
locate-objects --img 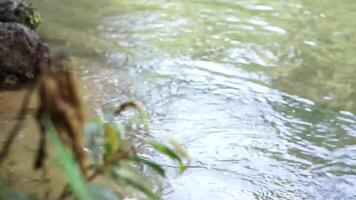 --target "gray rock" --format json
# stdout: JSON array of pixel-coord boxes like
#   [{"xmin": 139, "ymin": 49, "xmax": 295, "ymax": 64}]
[
  {"xmin": 0, "ymin": 0, "xmax": 24, "ymax": 12},
  {"xmin": 0, "ymin": 22, "xmax": 49, "ymax": 84}
]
